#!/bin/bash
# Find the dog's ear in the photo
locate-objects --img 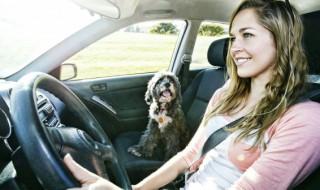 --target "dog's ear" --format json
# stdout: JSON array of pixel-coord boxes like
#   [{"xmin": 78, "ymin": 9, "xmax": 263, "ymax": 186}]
[
  {"xmin": 145, "ymin": 88, "xmax": 152, "ymax": 105},
  {"xmin": 171, "ymin": 74, "xmax": 182, "ymax": 103},
  {"xmin": 145, "ymin": 72, "xmax": 164, "ymax": 105},
  {"xmin": 145, "ymin": 74, "xmax": 158, "ymax": 105}
]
